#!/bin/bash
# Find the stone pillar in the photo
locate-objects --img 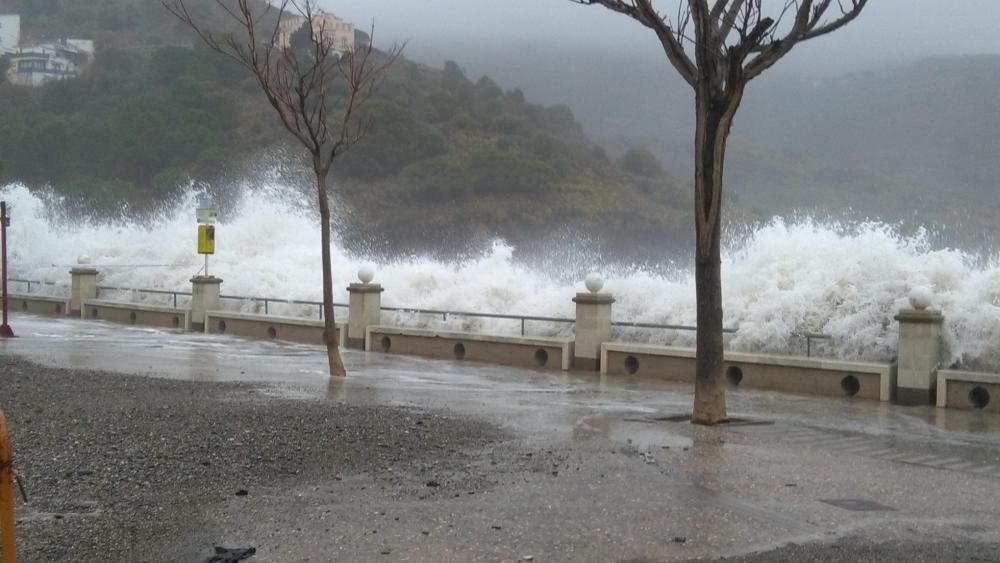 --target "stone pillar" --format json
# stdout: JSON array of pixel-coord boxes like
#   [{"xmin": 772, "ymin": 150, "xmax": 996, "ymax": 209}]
[
  {"xmin": 69, "ymin": 267, "xmax": 98, "ymax": 317},
  {"xmin": 347, "ymin": 265, "xmax": 382, "ymax": 350},
  {"xmin": 190, "ymin": 276, "xmax": 222, "ymax": 332},
  {"xmin": 347, "ymin": 283, "xmax": 383, "ymax": 350},
  {"xmin": 573, "ymin": 274, "xmax": 614, "ymax": 371},
  {"xmin": 894, "ymin": 287, "xmax": 944, "ymax": 406}
]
